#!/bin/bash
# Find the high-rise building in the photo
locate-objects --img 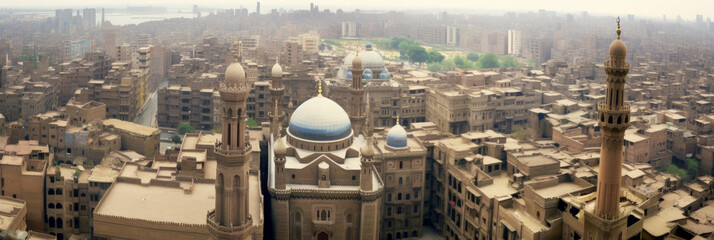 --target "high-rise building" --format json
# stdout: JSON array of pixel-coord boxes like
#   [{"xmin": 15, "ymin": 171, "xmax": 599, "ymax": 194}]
[
  {"xmin": 446, "ymin": 26, "xmax": 460, "ymax": 46},
  {"xmin": 256, "ymin": 1, "xmax": 261, "ymax": 14},
  {"xmin": 341, "ymin": 22, "xmax": 358, "ymax": 38},
  {"xmin": 82, "ymin": 8, "xmax": 96, "ymax": 30},
  {"xmin": 507, "ymin": 29, "xmax": 522, "ymax": 56},
  {"xmin": 584, "ymin": 19, "xmax": 634, "ymax": 239}
]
